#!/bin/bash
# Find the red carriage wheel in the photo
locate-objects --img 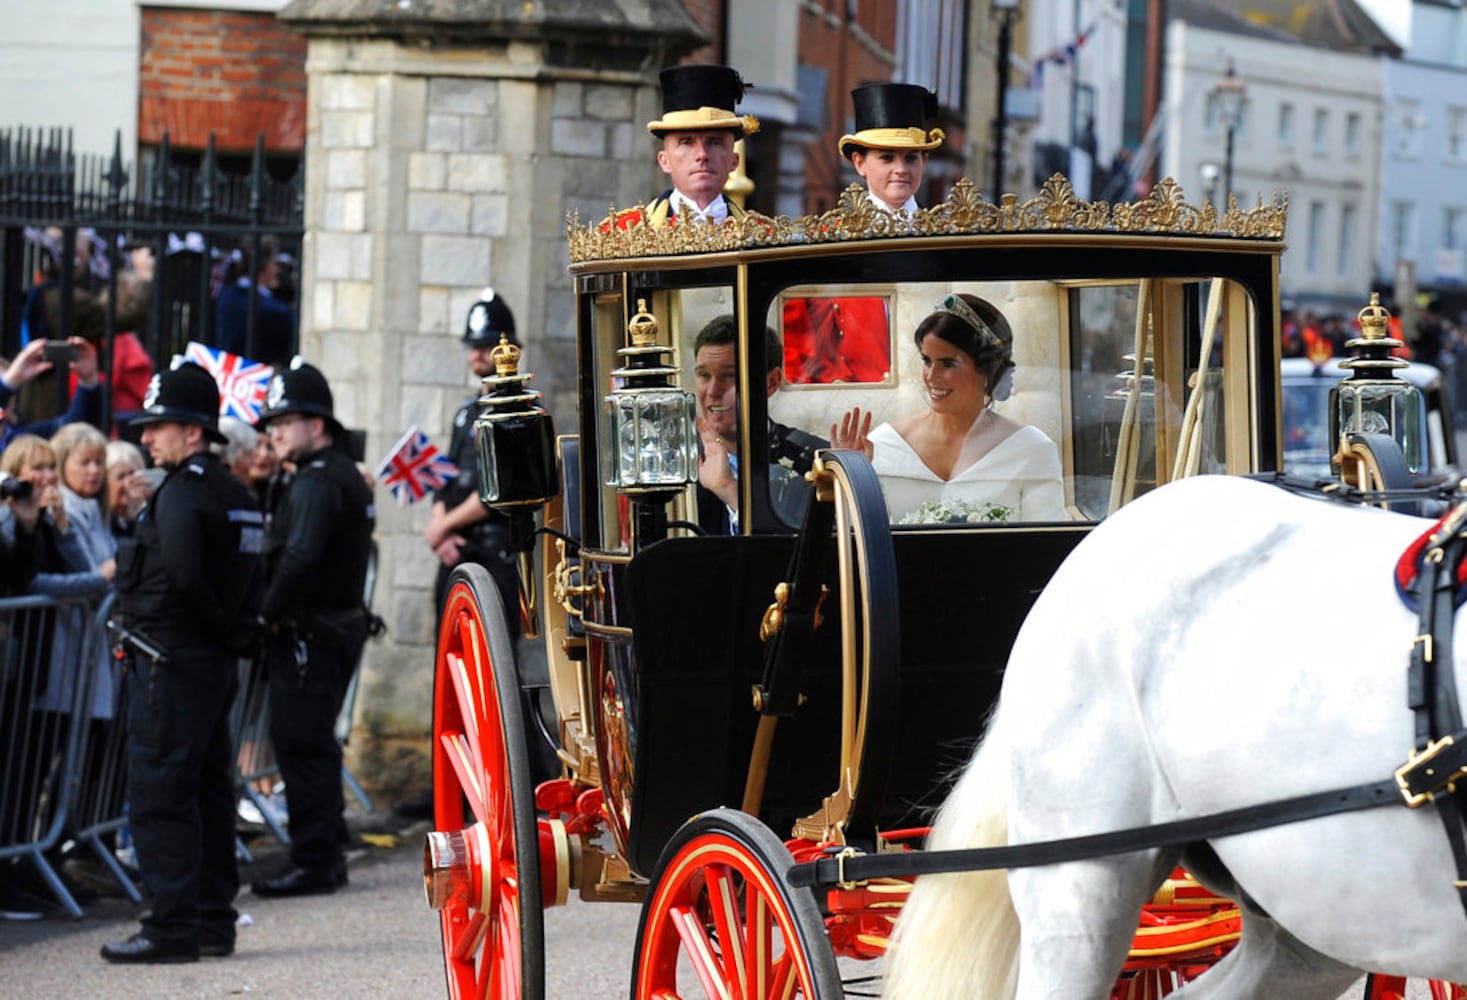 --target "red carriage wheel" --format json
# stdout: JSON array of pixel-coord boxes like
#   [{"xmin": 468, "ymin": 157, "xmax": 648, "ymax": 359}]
[
  {"xmin": 1364, "ymin": 976, "xmax": 1467, "ymax": 1000},
  {"xmin": 424, "ymin": 565, "xmax": 545, "ymax": 1000},
  {"xmin": 632, "ymin": 808, "xmax": 842, "ymax": 1000}
]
